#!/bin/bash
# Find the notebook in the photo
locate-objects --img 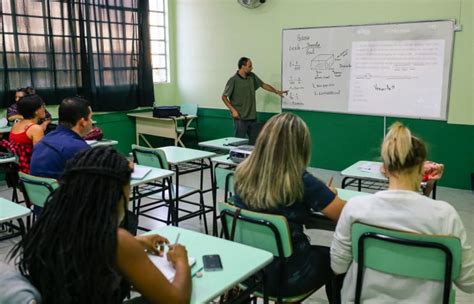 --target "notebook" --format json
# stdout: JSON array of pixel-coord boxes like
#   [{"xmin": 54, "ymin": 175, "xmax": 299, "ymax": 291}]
[
  {"xmin": 131, "ymin": 167, "xmax": 152, "ymax": 180},
  {"xmin": 148, "ymin": 254, "xmax": 196, "ymax": 282}
]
